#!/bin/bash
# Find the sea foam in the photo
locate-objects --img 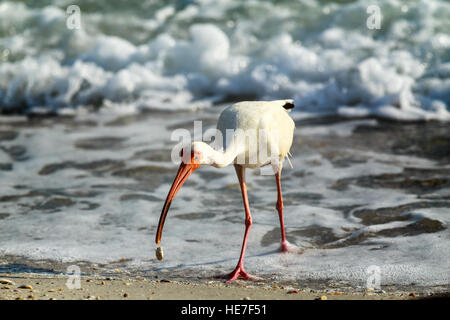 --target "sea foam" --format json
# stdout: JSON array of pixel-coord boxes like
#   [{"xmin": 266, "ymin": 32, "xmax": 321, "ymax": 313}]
[{"xmin": 0, "ymin": 0, "xmax": 449, "ymax": 119}]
